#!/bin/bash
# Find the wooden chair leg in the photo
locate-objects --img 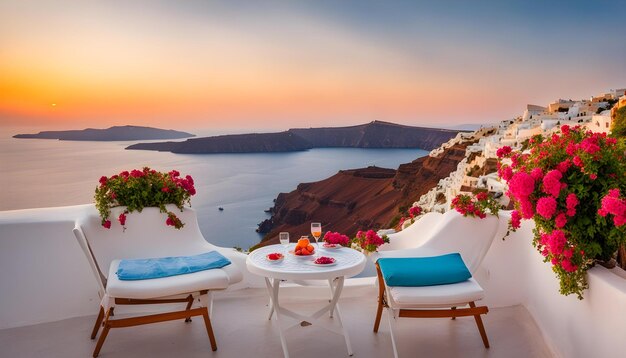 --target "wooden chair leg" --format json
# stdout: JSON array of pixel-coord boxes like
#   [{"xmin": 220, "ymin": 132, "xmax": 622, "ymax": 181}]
[
  {"xmin": 201, "ymin": 307, "xmax": 218, "ymax": 351},
  {"xmin": 93, "ymin": 308, "xmax": 112, "ymax": 357},
  {"xmin": 90, "ymin": 306, "xmax": 105, "ymax": 339},
  {"xmin": 373, "ymin": 262, "xmax": 385, "ymax": 333},
  {"xmin": 184, "ymin": 294, "xmax": 194, "ymax": 323},
  {"xmin": 469, "ymin": 302, "xmax": 490, "ymax": 348}
]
